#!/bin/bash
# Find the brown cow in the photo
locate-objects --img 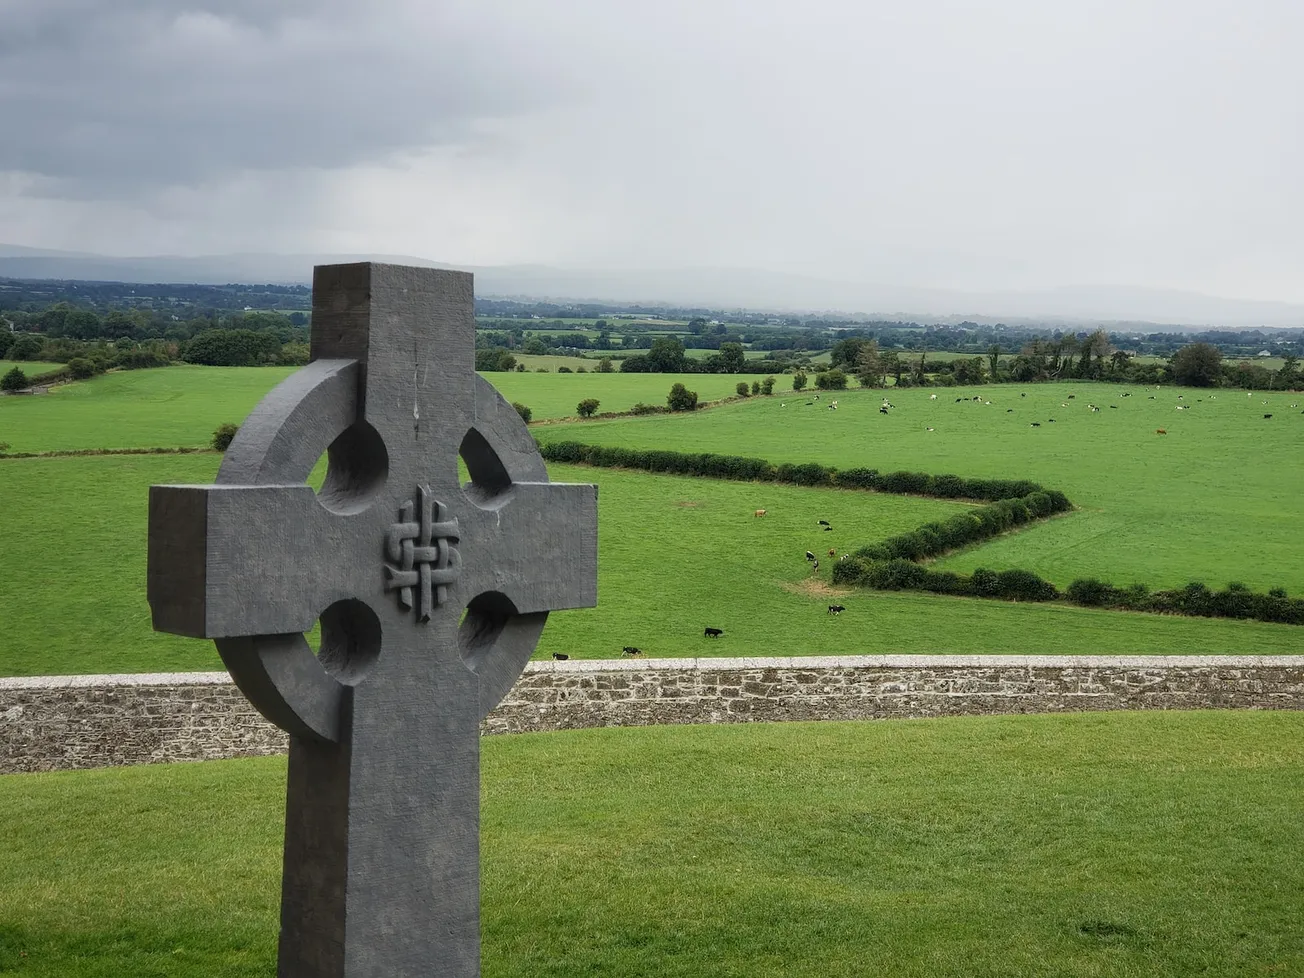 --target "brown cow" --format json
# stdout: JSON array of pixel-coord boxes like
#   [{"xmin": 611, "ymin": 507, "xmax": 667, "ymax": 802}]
[
  {"xmin": 754, "ymin": 509, "xmax": 766, "ymax": 517},
  {"xmin": 1156, "ymin": 429, "xmax": 1167, "ymax": 435}
]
